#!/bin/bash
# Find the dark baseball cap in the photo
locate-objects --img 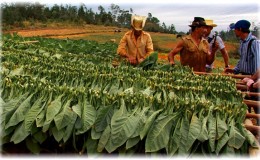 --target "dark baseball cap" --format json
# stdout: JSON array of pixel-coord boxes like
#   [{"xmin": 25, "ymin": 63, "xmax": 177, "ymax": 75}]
[{"xmin": 230, "ymin": 20, "xmax": 251, "ymax": 30}]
